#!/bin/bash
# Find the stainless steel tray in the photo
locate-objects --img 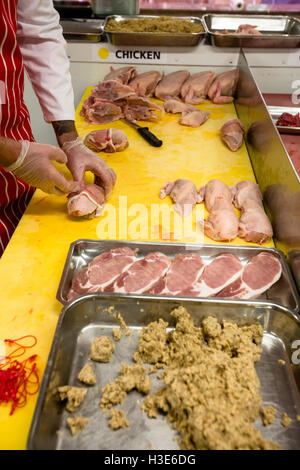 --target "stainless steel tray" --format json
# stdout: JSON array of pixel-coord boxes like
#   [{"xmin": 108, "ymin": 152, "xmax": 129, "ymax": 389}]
[
  {"xmin": 203, "ymin": 14, "xmax": 300, "ymax": 48},
  {"xmin": 27, "ymin": 294, "xmax": 300, "ymax": 450},
  {"xmin": 61, "ymin": 19, "xmax": 104, "ymax": 42},
  {"xmin": 103, "ymin": 15, "xmax": 206, "ymax": 47},
  {"xmin": 268, "ymin": 106, "xmax": 300, "ymax": 136},
  {"xmin": 56, "ymin": 240, "xmax": 300, "ymax": 314}
]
